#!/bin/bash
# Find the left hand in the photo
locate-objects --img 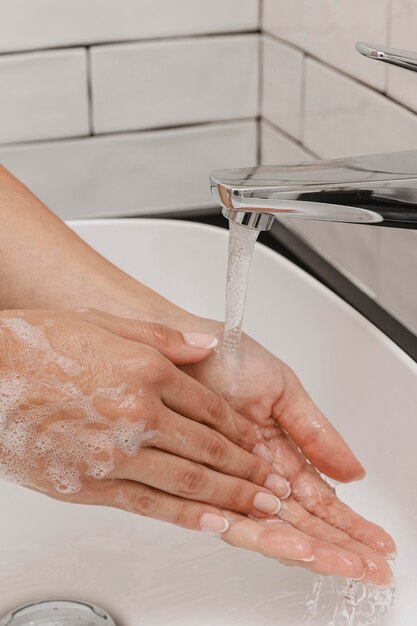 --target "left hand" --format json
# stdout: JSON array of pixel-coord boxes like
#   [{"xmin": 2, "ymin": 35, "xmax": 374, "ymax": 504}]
[{"xmin": 180, "ymin": 318, "xmax": 396, "ymax": 585}]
